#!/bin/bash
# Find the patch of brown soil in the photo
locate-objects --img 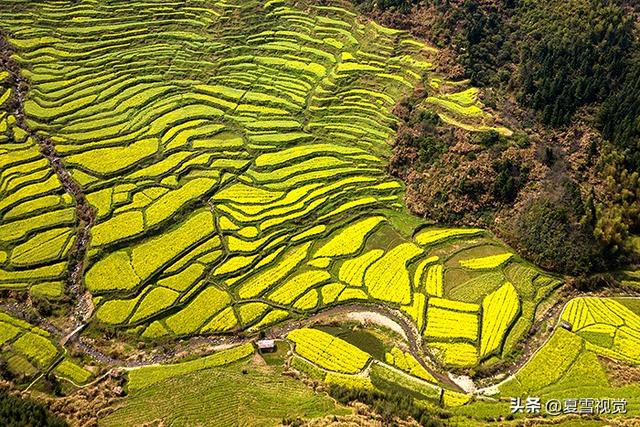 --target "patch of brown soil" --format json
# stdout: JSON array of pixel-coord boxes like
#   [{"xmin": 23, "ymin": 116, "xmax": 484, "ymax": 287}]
[
  {"xmin": 21, "ymin": 372, "xmax": 126, "ymax": 427},
  {"xmin": 601, "ymin": 357, "xmax": 640, "ymax": 388},
  {"xmin": 251, "ymin": 352, "xmax": 273, "ymax": 374}
]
